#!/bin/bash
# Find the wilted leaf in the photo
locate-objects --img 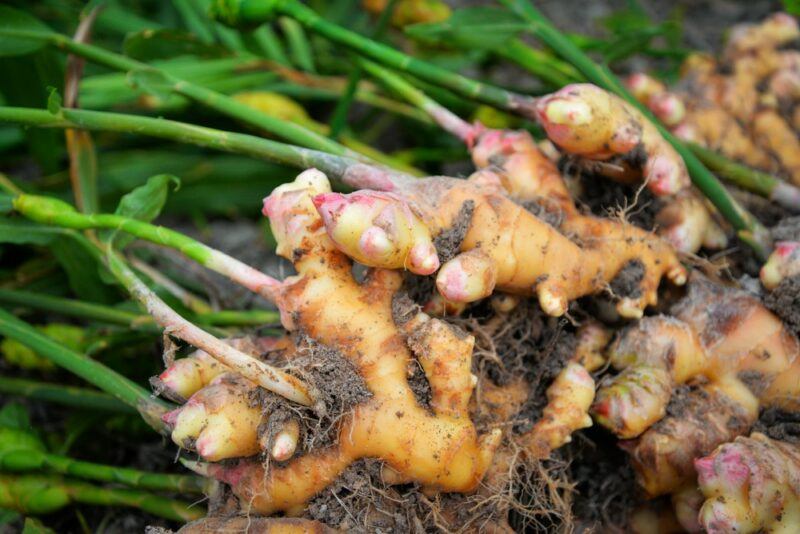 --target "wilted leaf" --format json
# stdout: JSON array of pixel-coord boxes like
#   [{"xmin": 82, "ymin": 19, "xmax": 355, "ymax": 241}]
[
  {"xmin": 0, "ymin": 6, "xmax": 52, "ymax": 58},
  {"xmin": 405, "ymin": 8, "xmax": 528, "ymax": 50}
]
